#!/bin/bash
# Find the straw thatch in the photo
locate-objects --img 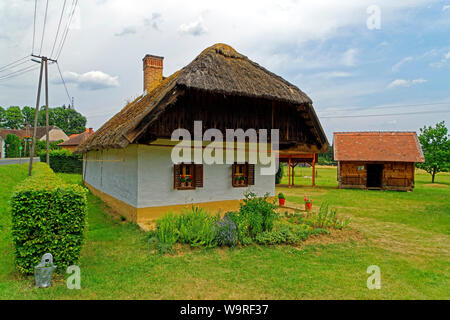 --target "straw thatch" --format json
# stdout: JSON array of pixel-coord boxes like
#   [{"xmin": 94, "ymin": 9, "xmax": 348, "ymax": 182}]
[{"xmin": 76, "ymin": 43, "xmax": 325, "ymax": 153}]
